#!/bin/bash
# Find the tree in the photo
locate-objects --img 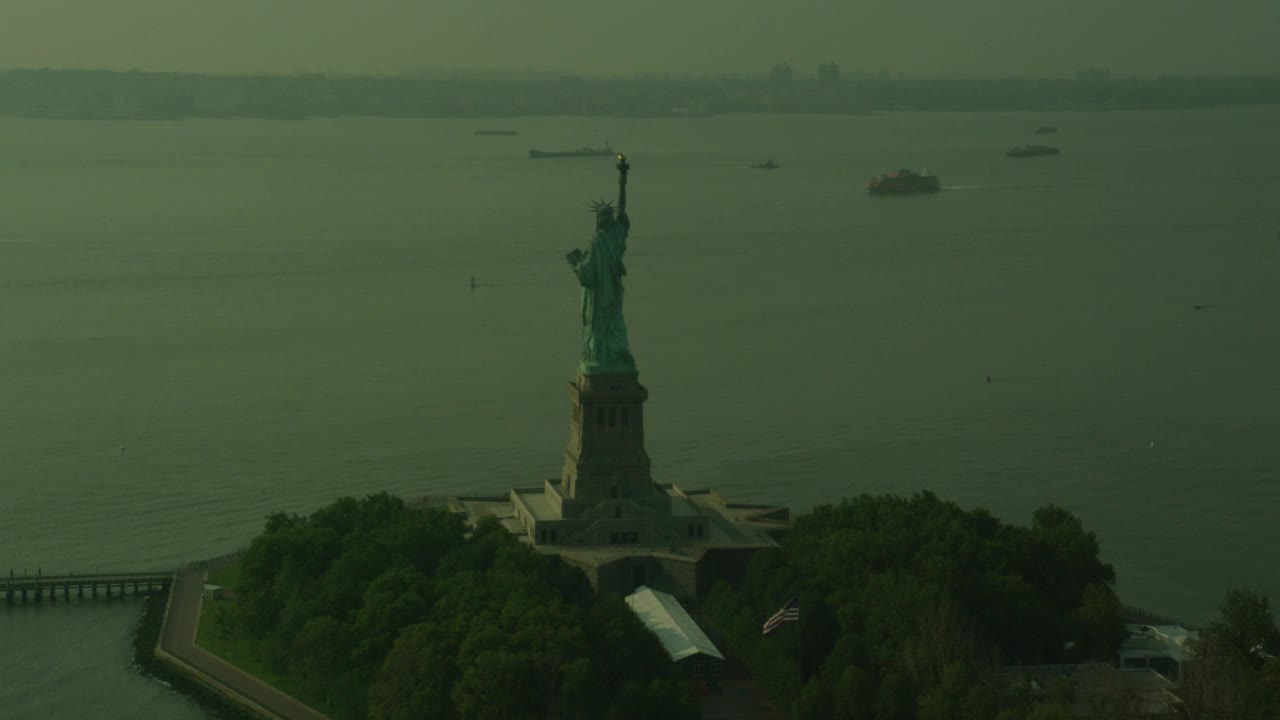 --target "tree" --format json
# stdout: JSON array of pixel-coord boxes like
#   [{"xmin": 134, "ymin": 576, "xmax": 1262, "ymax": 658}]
[
  {"xmin": 1075, "ymin": 665, "xmax": 1148, "ymax": 720},
  {"xmin": 227, "ymin": 494, "xmax": 698, "ymax": 720},
  {"xmin": 1204, "ymin": 588, "xmax": 1280, "ymax": 667},
  {"xmin": 369, "ymin": 622, "xmax": 459, "ymax": 720},
  {"xmin": 703, "ymin": 493, "xmax": 1123, "ymax": 717},
  {"xmin": 350, "ymin": 564, "xmax": 433, "ymax": 668},
  {"xmin": 1177, "ymin": 637, "xmax": 1252, "ymax": 720},
  {"xmin": 1264, "ymin": 656, "xmax": 1280, "ymax": 695},
  {"xmin": 1023, "ymin": 704, "xmax": 1075, "ymax": 720},
  {"xmin": 875, "ymin": 671, "xmax": 916, "ymax": 720},
  {"xmin": 1028, "ymin": 504, "xmax": 1116, "ymax": 613},
  {"xmin": 915, "ymin": 663, "xmax": 971, "ymax": 720},
  {"xmin": 899, "ymin": 599, "xmax": 981, "ymax": 690},
  {"xmin": 1180, "ymin": 588, "xmax": 1280, "ymax": 720},
  {"xmin": 452, "ymin": 649, "xmax": 556, "ymax": 720},
  {"xmin": 293, "ymin": 616, "xmax": 348, "ymax": 706},
  {"xmin": 607, "ymin": 677, "xmax": 701, "ymax": 720},
  {"xmin": 829, "ymin": 665, "xmax": 876, "ymax": 720},
  {"xmin": 916, "ymin": 663, "xmax": 998, "ymax": 720},
  {"xmin": 1067, "ymin": 583, "xmax": 1126, "ymax": 660}
]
